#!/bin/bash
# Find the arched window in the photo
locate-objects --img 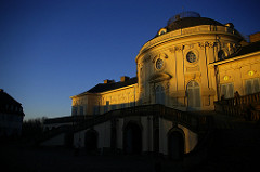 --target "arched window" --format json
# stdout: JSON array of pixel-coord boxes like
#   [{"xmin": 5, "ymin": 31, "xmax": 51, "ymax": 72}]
[{"xmin": 186, "ymin": 81, "xmax": 200, "ymax": 108}]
